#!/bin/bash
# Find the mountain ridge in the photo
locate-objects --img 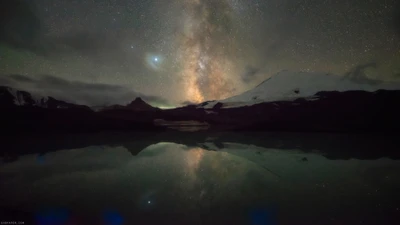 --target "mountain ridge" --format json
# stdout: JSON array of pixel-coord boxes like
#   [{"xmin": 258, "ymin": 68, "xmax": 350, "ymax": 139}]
[
  {"xmin": 0, "ymin": 86, "xmax": 91, "ymax": 111},
  {"xmin": 98, "ymin": 97, "xmax": 159, "ymax": 112},
  {"xmin": 200, "ymin": 70, "xmax": 400, "ymax": 108},
  {"xmin": 2, "ymin": 80, "xmax": 400, "ymax": 133}
]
